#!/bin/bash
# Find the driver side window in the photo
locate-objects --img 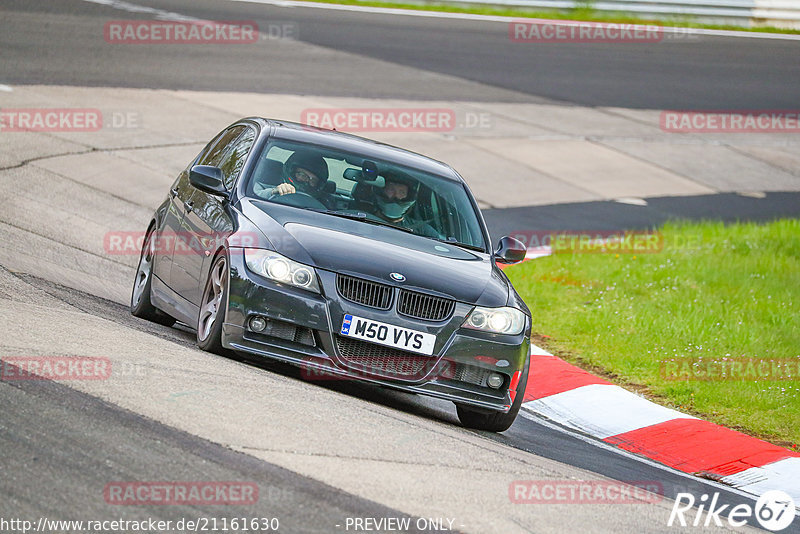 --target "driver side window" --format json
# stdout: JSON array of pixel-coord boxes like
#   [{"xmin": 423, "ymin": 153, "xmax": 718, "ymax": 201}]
[
  {"xmin": 218, "ymin": 128, "xmax": 256, "ymax": 190},
  {"xmin": 197, "ymin": 125, "xmax": 256, "ymax": 190},
  {"xmin": 200, "ymin": 126, "xmax": 245, "ymax": 167}
]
